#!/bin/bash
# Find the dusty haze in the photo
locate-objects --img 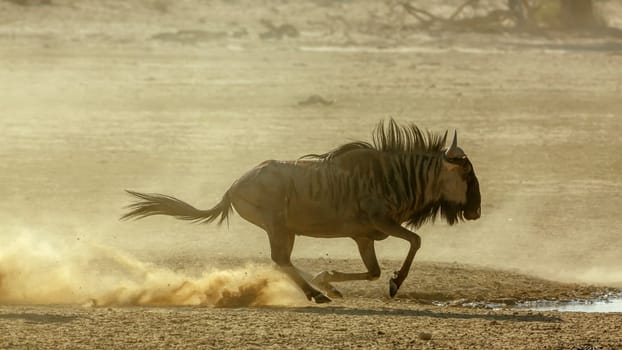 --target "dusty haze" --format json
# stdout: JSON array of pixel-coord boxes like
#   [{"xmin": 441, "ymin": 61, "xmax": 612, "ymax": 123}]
[
  {"xmin": 3, "ymin": 1, "xmax": 622, "ymax": 349},
  {"xmin": 1, "ymin": 0, "xmax": 621, "ymax": 307}
]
